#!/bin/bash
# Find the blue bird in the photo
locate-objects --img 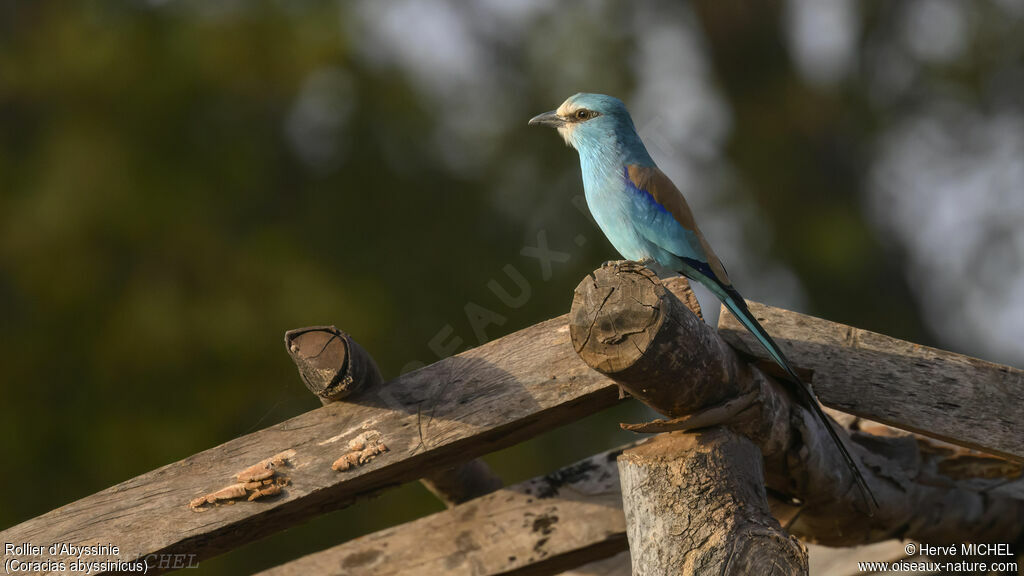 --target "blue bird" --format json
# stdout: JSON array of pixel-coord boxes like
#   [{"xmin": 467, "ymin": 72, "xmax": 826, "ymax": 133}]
[{"xmin": 530, "ymin": 93, "xmax": 877, "ymax": 512}]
